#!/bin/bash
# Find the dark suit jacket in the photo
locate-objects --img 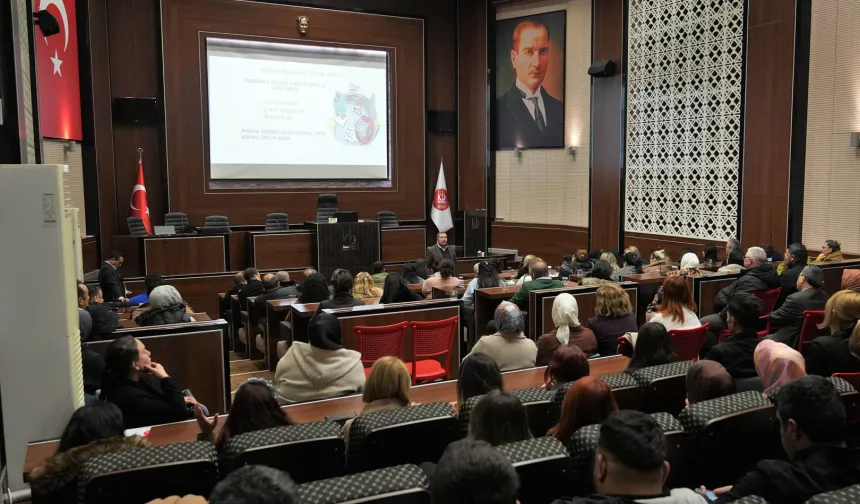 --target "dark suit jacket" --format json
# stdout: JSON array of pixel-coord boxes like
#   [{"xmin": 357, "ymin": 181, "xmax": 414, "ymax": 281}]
[
  {"xmin": 98, "ymin": 263, "xmax": 125, "ymax": 302},
  {"xmin": 425, "ymin": 245, "xmax": 458, "ymax": 273},
  {"xmin": 777, "ymin": 262, "xmax": 805, "ymax": 308},
  {"xmin": 320, "ymin": 292, "xmax": 365, "ymax": 310},
  {"xmin": 254, "ymin": 285, "xmax": 299, "ymax": 319},
  {"xmin": 806, "ymin": 334, "xmax": 860, "ymax": 377},
  {"xmin": 496, "ymin": 82, "xmax": 564, "ymax": 149},
  {"xmin": 238, "ymin": 280, "xmax": 265, "ymax": 309},
  {"xmin": 768, "ymin": 287, "xmax": 829, "ymax": 347},
  {"xmin": 102, "ymin": 375, "xmax": 190, "ymax": 428},
  {"xmin": 704, "ymin": 330, "xmax": 761, "ymax": 379}
]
